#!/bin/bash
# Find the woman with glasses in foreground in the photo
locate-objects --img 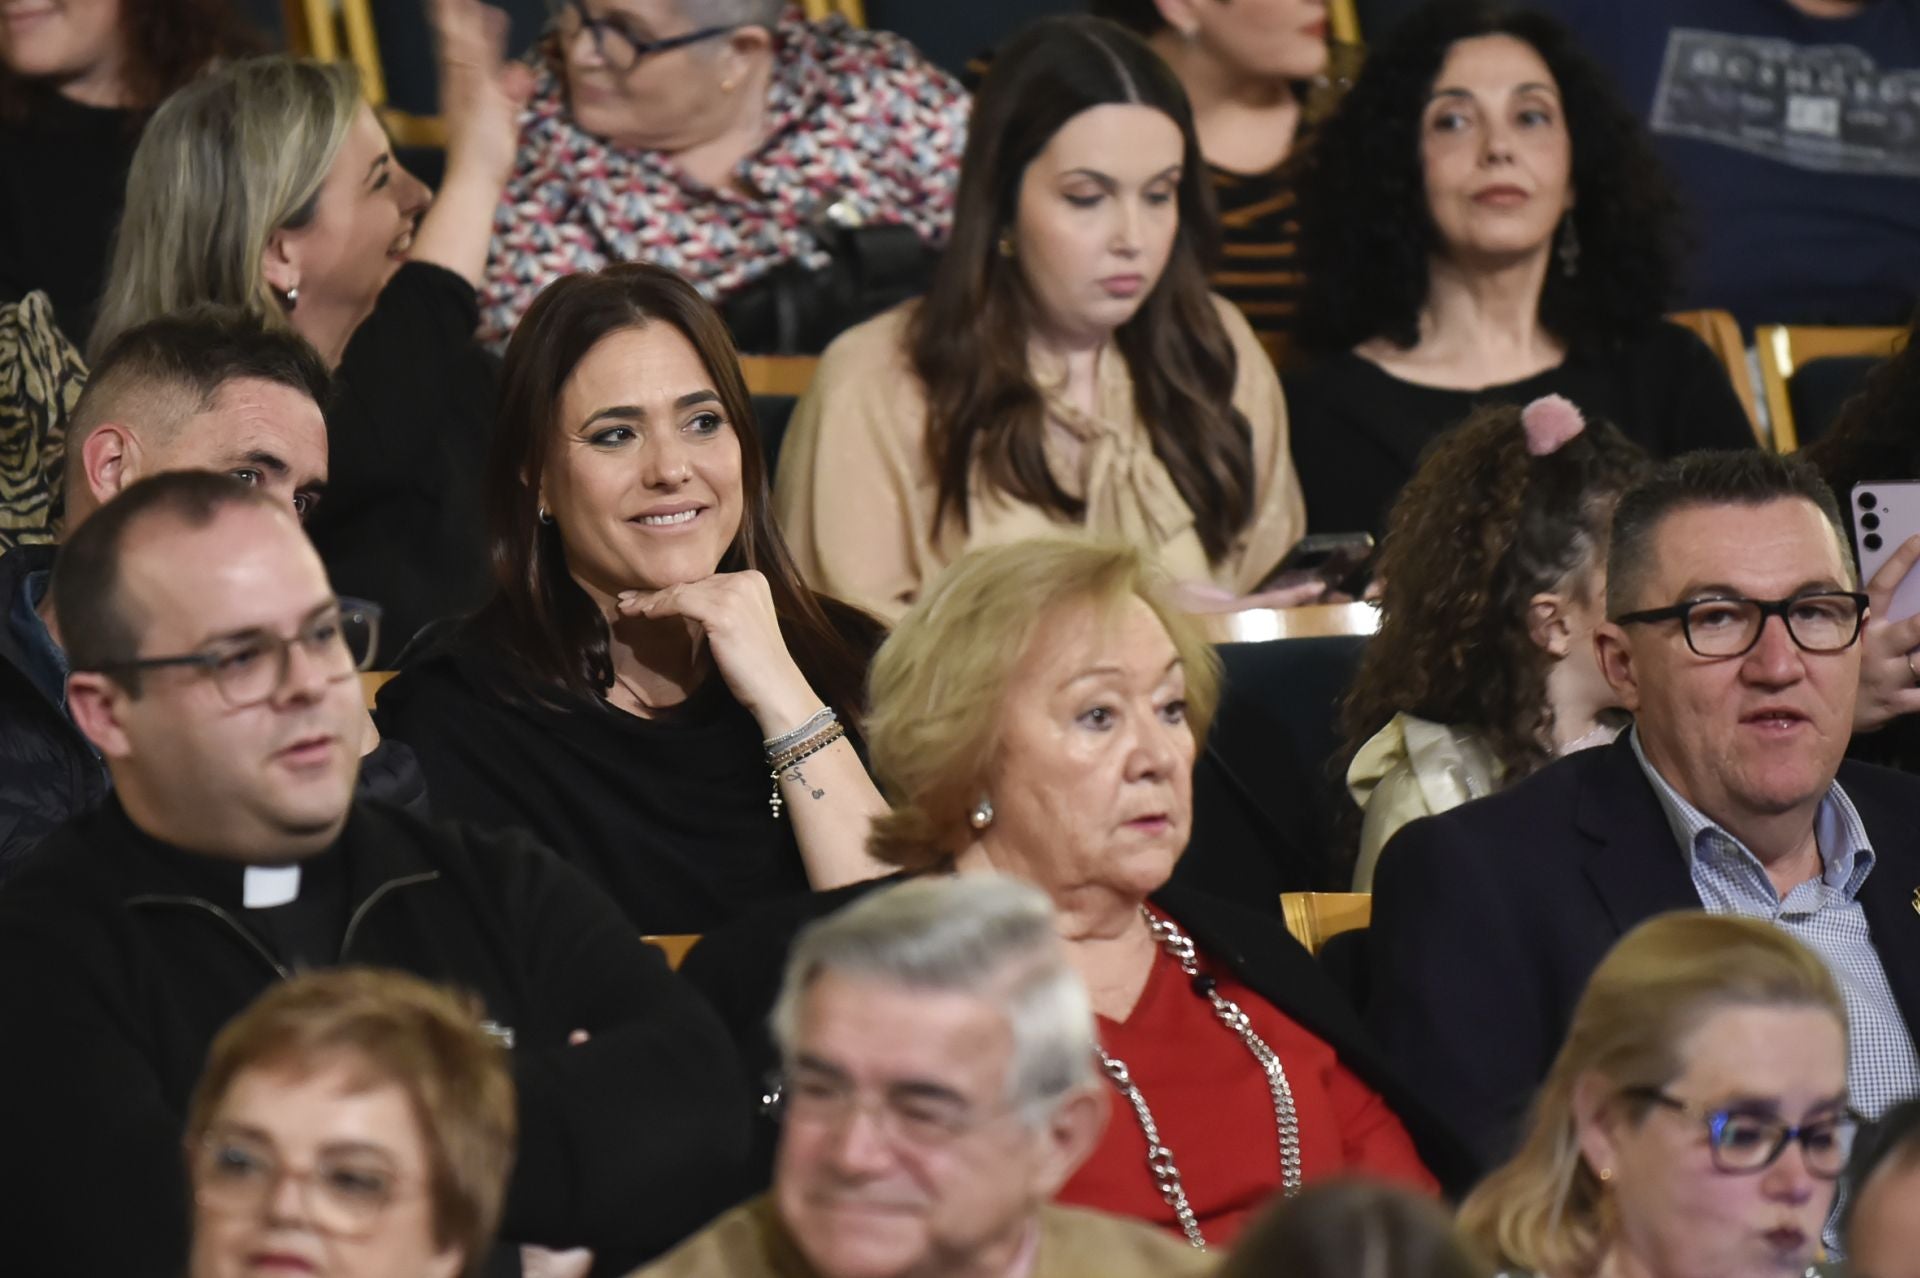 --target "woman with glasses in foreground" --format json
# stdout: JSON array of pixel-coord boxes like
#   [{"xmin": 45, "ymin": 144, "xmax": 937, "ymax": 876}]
[
  {"xmin": 477, "ymin": 0, "xmax": 968, "ymax": 351},
  {"xmin": 1460, "ymin": 911, "xmax": 1853, "ymax": 1278},
  {"xmin": 185, "ymin": 967, "xmax": 517, "ymax": 1278}
]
